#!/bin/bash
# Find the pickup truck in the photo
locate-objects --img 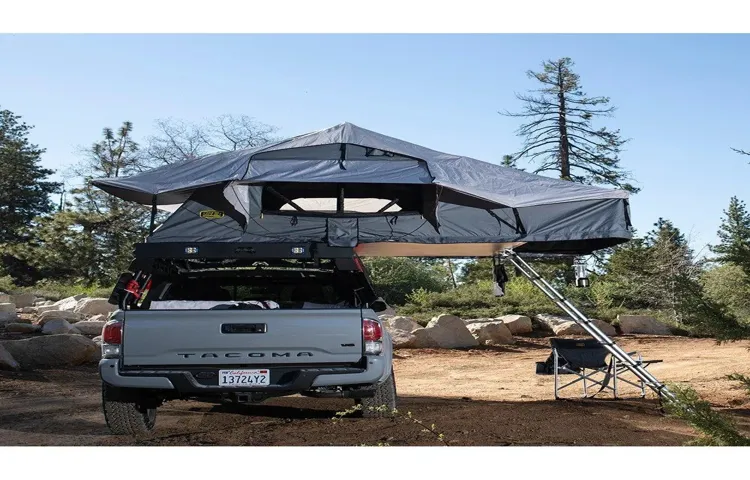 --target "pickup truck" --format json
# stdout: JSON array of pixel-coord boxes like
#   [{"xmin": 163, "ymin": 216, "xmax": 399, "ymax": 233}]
[{"xmin": 99, "ymin": 243, "xmax": 395, "ymax": 435}]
